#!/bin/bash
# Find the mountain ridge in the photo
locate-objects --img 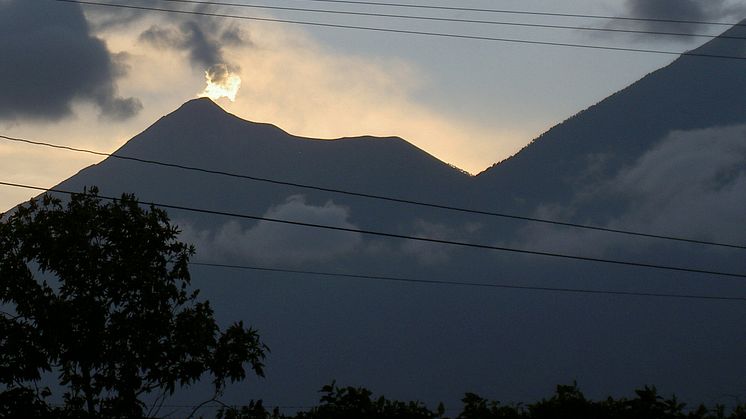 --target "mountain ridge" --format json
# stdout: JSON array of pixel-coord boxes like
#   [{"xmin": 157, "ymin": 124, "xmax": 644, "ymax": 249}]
[
  {"xmin": 113, "ymin": 96, "xmax": 470, "ymax": 180},
  {"xmin": 128, "ymin": 96, "xmax": 442, "ymax": 150}
]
